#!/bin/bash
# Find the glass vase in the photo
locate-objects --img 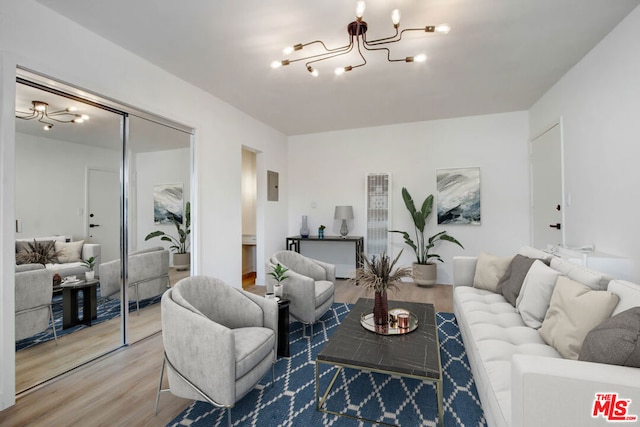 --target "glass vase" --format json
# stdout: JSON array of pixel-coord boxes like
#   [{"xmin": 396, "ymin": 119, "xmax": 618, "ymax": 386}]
[
  {"xmin": 373, "ymin": 290, "xmax": 389, "ymax": 325},
  {"xmin": 300, "ymin": 215, "xmax": 310, "ymax": 238}
]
